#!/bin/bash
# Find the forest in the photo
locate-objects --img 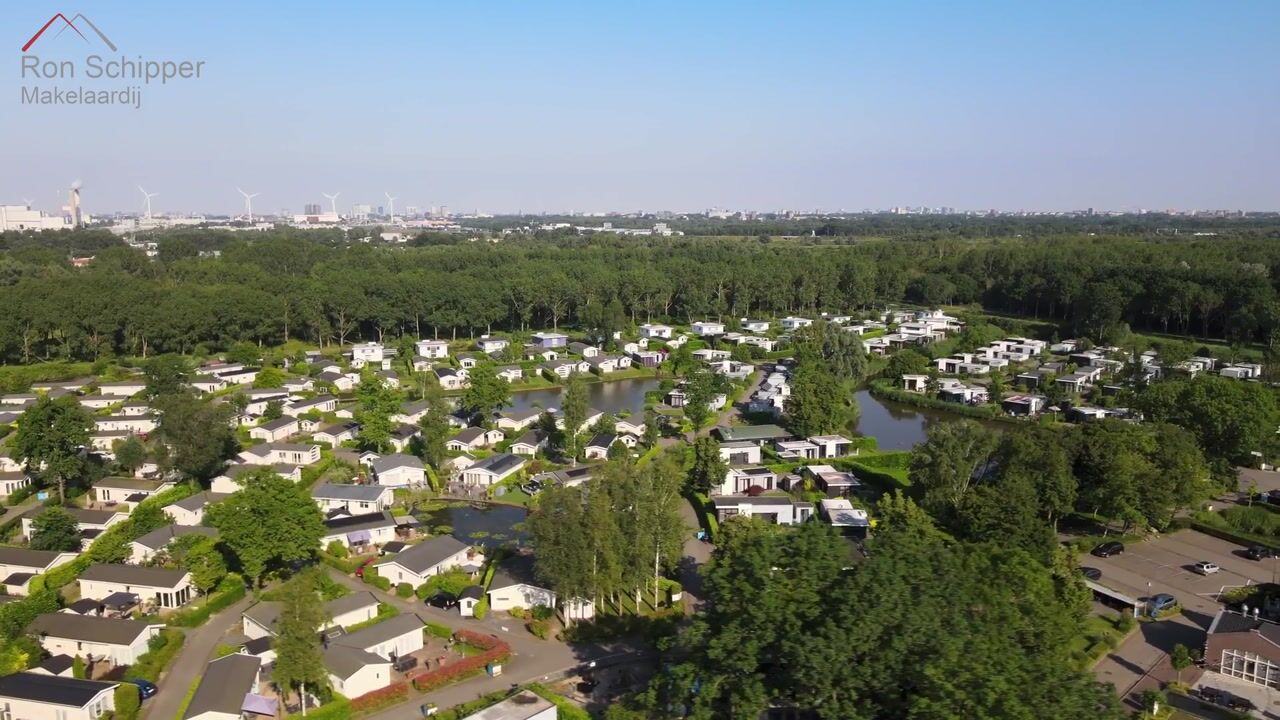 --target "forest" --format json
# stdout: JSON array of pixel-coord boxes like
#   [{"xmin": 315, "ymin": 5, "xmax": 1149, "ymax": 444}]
[{"xmin": 1, "ymin": 222, "xmax": 1280, "ymax": 366}]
